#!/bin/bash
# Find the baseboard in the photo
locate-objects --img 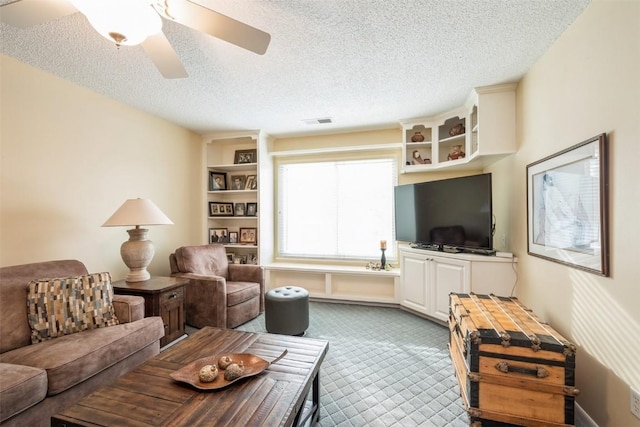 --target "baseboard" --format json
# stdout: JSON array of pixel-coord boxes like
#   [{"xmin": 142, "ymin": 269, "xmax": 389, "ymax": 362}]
[{"xmin": 575, "ymin": 403, "xmax": 599, "ymax": 427}]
